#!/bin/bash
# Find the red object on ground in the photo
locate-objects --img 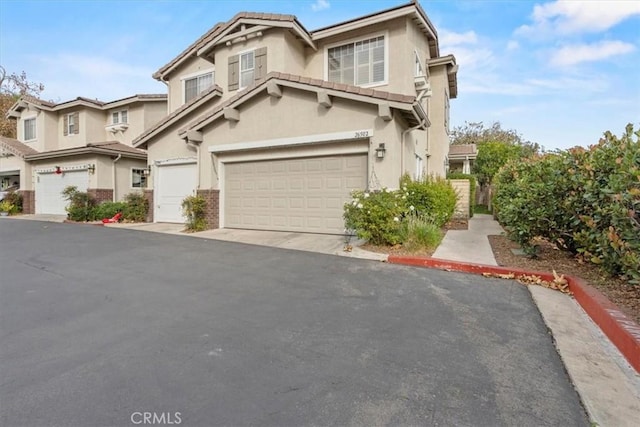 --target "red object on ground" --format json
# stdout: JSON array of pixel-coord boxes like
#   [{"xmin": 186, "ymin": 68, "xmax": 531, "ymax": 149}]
[
  {"xmin": 101, "ymin": 212, "xmax": 123, "ymax": 224},
  {"xmin": 388, "ymin": 255, "xmax": 640, "ymax": 374}
]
